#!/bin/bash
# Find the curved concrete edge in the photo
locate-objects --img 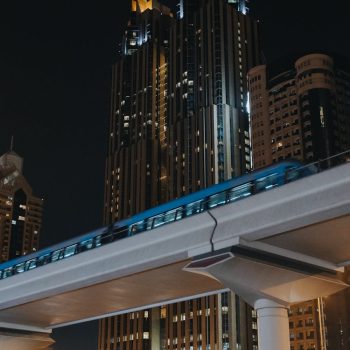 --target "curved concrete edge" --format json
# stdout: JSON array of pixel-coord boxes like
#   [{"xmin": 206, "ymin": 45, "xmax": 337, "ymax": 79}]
[
  {"xmin": 0, "ymin": 323, "xmax": 51, "ymax": 334},
  {"xmin": 184, "ymin": 254, "xmax": 348, "ymax": 307},
  {"xmin": 0, "ymin": 333, "xmax": 54, "ymax": 350}
]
